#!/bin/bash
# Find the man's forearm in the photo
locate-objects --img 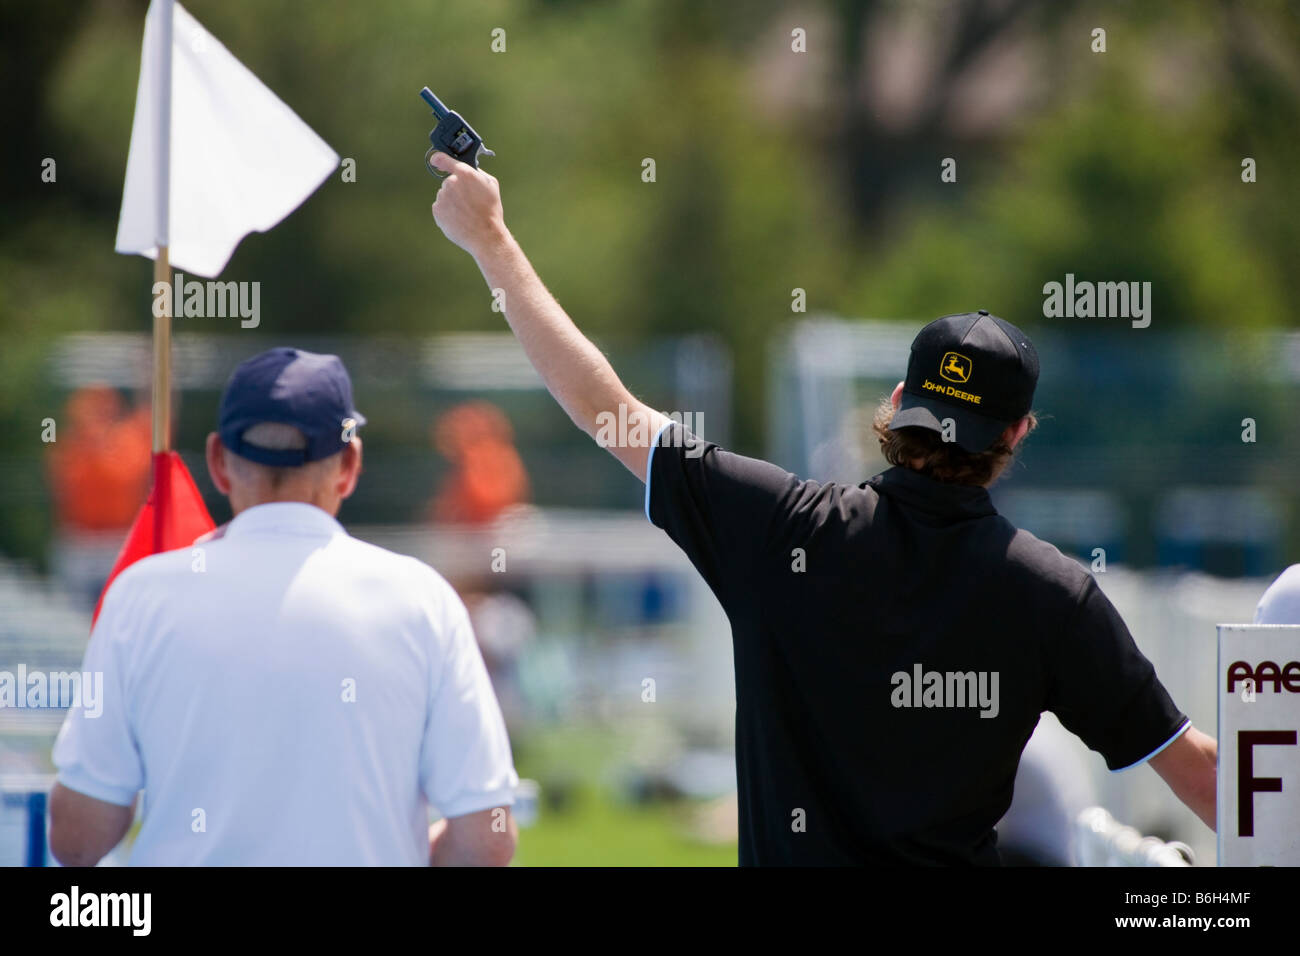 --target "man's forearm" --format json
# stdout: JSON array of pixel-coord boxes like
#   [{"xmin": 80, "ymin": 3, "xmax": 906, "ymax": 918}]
[
  {"xmin": 471, "ymin": 228, "xmax": 623, "ymax": 432},
  {"xmin": 1184, "ymin": 728, "xmax": 1219, "ymax": 830},
  {"xmin": 428, "ymin": 812, "xmax": 517, "ymax": 866},
  {"xmin": 467, "ymin": 228, "xmax": 666, "ymax": 477},
  {"xmin": 1150, "ymin": 725, "xmax": 1217, "ymax": 830},
  {"xmin": 49, "ymin": 784, "xmax": 136, "ymax": 866}
]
